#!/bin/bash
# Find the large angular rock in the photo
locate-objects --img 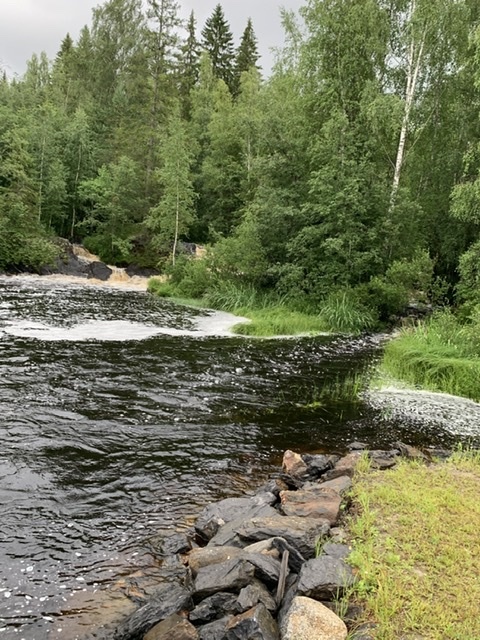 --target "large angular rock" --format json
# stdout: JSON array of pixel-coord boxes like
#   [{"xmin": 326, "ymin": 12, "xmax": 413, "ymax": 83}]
[
  {"xmin": 198, "ymin": 616, "xmax": 234, "ymax": 640},
  {"xmin": 282, "ymin": 450, "xmax": 308, "ymax": 478},
  {"xmin": 243, "ymin": 553, "xmax": 282, "ymax": 589},
  {"xmin": 369, "ymin": 450, "xmax": 398, "ymax": 470},
  {"xmin": 144, "ymin": 613, "xmax": 198, "ymax": 640},
  {"xmin": 194, "ymin": 558, "xmax": 255, "ymax": 601},
  {"xmin": 244, "ymin": 537, "xmax": 305, "ymax": 574},
  {"xmin": 188, "ymin": 546, "xmax": 243, "ymax": 576},
  {"xmin": 113, "ymin": 583, "xmax": 193, "ymax": 640},
  {"xmin": 236, "ymin": 516, "xmax": 330, "ymax": 559},
  {"xmin": 323, "ymin": 453, "xmax": 362, "ymax": 481},
  {"xmin": 189, "ymin": 592, "xmax": 238, "ymax": 624},
  {"xmin": 302, "ymin": 454, "xmax": 339, "ymax": 478},
  {"xmin": 226, "ymin": 604, "xmax": 280, "ymax": 640},
  {"xmin": 280, "ymin": 486, "xmax": 342, "ymax": 524},
  {"xmin": 197, "ymin": 496, "xmax": 278, "ymax": 542},
  {"xmin": 237, "ymin": 580, "xmax": 277, "ymax": 613},
  {"xmin": 314, "ymin": 475, "xmax": 352, "ymax": 495},
  {"xmin": 297, "ymin": 556, "xmax": 356, "ymax": 600},
  {"xmin": 280, "ymin": 596, "xmax": 348, "ymax": 640},
  {"xmin": 87, "ymin": 260, "xmax": 112, "ymax": 281}
]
